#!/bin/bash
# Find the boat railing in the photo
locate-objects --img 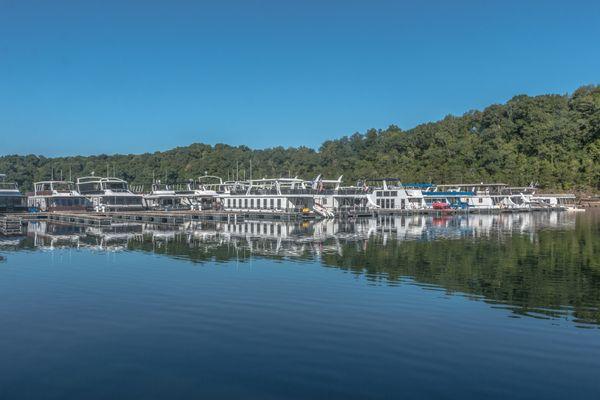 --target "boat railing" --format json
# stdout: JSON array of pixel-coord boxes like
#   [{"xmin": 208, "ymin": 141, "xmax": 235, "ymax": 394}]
[
  {"xmin": 0, "ymin": 182, "xmax": 19, "ymax": 190},
  {"xmin": 336, "ymin": 188, "xmax": 369, "ymax": 195}
]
